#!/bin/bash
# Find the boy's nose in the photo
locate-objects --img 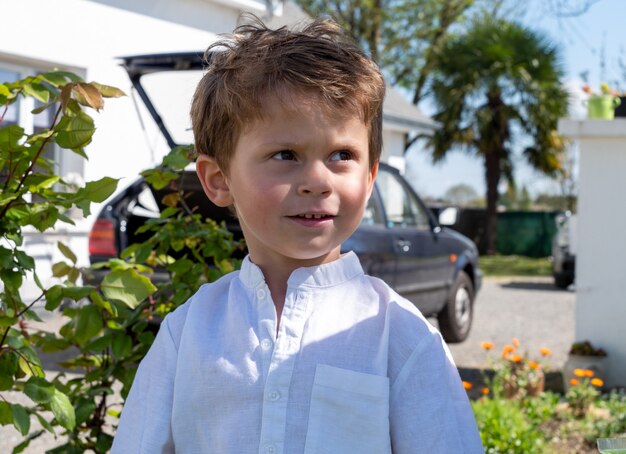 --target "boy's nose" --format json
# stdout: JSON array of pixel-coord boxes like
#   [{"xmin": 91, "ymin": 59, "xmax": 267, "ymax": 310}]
[{"xmin": 297, "ymin": 162, "xmax": 332, "ymax": 196}]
